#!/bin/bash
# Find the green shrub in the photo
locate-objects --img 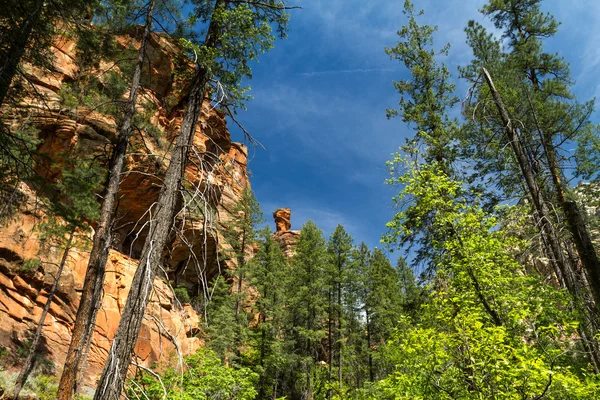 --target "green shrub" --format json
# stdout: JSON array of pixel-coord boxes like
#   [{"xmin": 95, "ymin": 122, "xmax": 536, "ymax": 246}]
[
  {"xmin": 128, "ymin": 348, "xmax": 258, "ymax": 399},
  {"xmin": 174, "ymin": 286, "xmax": 191, "ymax": 305}
]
